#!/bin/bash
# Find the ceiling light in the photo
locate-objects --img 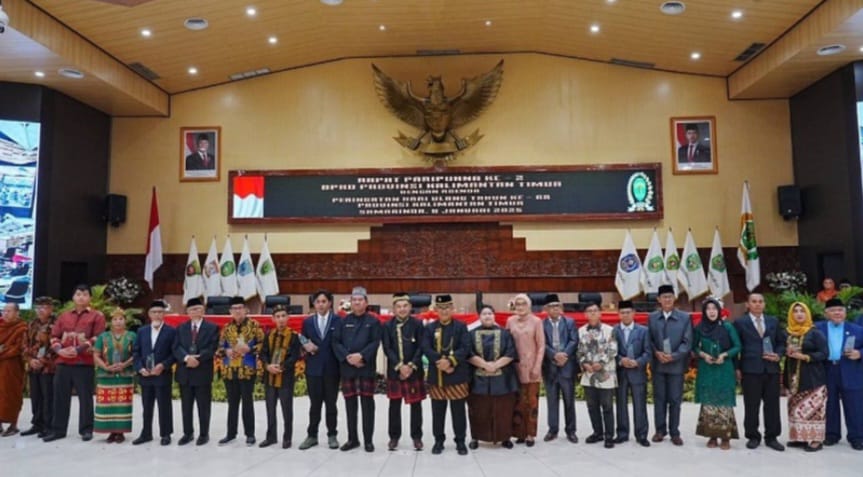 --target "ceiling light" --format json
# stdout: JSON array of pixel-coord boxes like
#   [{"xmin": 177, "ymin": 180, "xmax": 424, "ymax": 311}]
[
  {"xmin": 690, "ymin": 52, "xmax": 701, "ymax": 60},
  {"xmin": 859, "ymin": 46, "xmax": 863, "ymax": 53},
  {"xmin": 590, "ymin": 23, "xmax": 600, "ymax": 33},
  {"xmin": 484, "ymin": 20, "xmax": 492, "ymax": 27},
  {"xmin": 378, "ymin": 24, "xmax": 386, "ymax": 31},
  {"xmin": 58, "ymin": 68, "xmax": 85, "ymax": 79},
  {"xmin": 607, "ymin": 0, "xmax": 616, "ymax": 3},
  {"xmin": 188, "ymin": 66, "xmax": 198, "ymax": 75},
  {"xmin": 246, "ymin": 6, "xmax": 257, "ymax": 17},
  {"xmin": 660, "ymin": 1, "xmax": 686, "ymax": 15},
  {"xmin": 140, "ymin": 28, "xmax": 151, "ymax": 37},
  {"xmin": 817, "ymin": 44, "xmax": 846, "ymax": 56},
  {"xmin": 320, "ymin": 0, "xmax": 343, "ymax": 5},
  {"xmin": 731, "ymin": 10, "xmax": 743, "ymax": 20},
  {"xmin": 34, "ymin": 71, "xmax": 45, "ymax": 78},
  {"xmin": 184, "ymin": 18, "xmax": 209, "ymax": 31},
  {"xmin": 268, "ymin": 36, "xmax": 277, "ymax": 44}
]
